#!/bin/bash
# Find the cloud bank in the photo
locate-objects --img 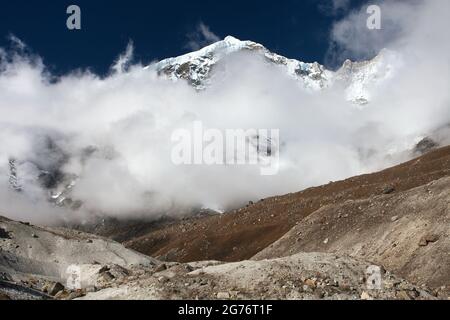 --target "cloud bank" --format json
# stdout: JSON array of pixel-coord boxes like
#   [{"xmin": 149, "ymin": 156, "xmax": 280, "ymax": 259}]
[{"xmin": 0, "ymin": 0, "xmax": 448, "ymax": 224}]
